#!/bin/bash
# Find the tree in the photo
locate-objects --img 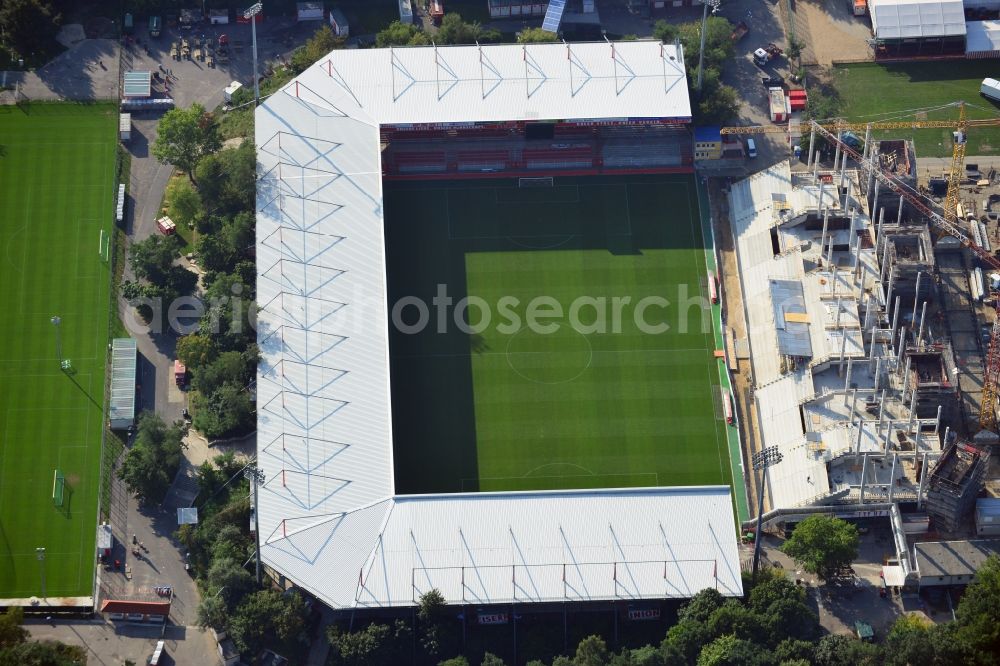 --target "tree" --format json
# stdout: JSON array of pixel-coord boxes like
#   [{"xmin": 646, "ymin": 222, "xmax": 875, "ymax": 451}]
[
  {"xmin": 229, "ymin": 589, "xmax": 306, "ymax": 657},
  {"xmin": 192, "ymin": 382, "xmax": 255, "ymax": 439},
  {"xmin": 780, "ymin": 515, "xmax": 859, "ymax": 579},
  {"xmin": 328, "ymin": 623, "xmax": 390, "ymax": 666},
  {"xmin": 0, "ymin": 639, "xmax": 87, "ymax": 665},
  {"xmin": 210, "ymin": 524, "xmax": 249, "ymax": 563},
  {"xmin": 171, "ymin": 184, "xmax": 203, "ymax": 229},
  {"xmin": 812, "ymin": 634, "xmax": 881, "ymax": 666},
  {"xmin": 130, "ymin": 233, "xmax": 182, "ymax": 284},
  {"xmin": 127, "ymin": 233, "xmax": 196, "ymax": 303},
  {"xmin": 574, "ymin": 635, "xmax": 610, "ymax": 666},
  {"xmin": 955, "ymin": 553, "xmax": 1000, "ymax": 659},
  {"xmin": 418, "ymin": 588, "xmax": 446, "ymax": 623},
  {"xmin": 177, "ymin": 334, "xmax": 218, "ymax": 368},
  {"xmin": 694, "ymin": 84, "xmax": 741, "ymax": 125},
  {"xmin": 696, "ymin": 635, "xmax": 763, "ymax": 666},
  {"xmin": 0, "ymin": 0, "xmax": 59, "ymax": 57},
  {"xmin": 152, "ymin": 104, "xmax": 222, "ymax": 185},
  {"xmin": 883, "ymin": 614, "xmax": 934, "ymax": 666},
  {"xmin": 517, "ymin": 27, "xmax": 558, "ymax": 44},
  {"xmin": 195, "ymin": 142, "xmax": 255, "ymax": 215},
  {"xmin": 480, "ymin": 653, "xmax": 506, "ymax": 666},
  {"xmin": 0, "ymin": 608, "xmax": 26, "ymax": 649},
  {"xmin": 196, "ymin": 594, "xmax": 228, "ymax": 631},
  {"xmin": 376, "ymin": 21, "xmax": 425, "ymax": 47},
  {"xmin": 292, "ymin": 24, "xmax": 345, "ymax": 73},
  {"xmin": 118, "ymin": 413, "xmax": 184, "ymax": 504},
  {"xmin": 786, "ymin": 36, "xmax": 804, "ymax": 64},
  {"xmin": 439, "ymin": 658, "xmax": 469, "ymax": 666},
  {"xmin": 436, "ymin": 13, "xmax": 491, "ymax": 45},
  {"xmin": 628, "ymin": 645, "xmax": 664, "ymax": 666}
]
